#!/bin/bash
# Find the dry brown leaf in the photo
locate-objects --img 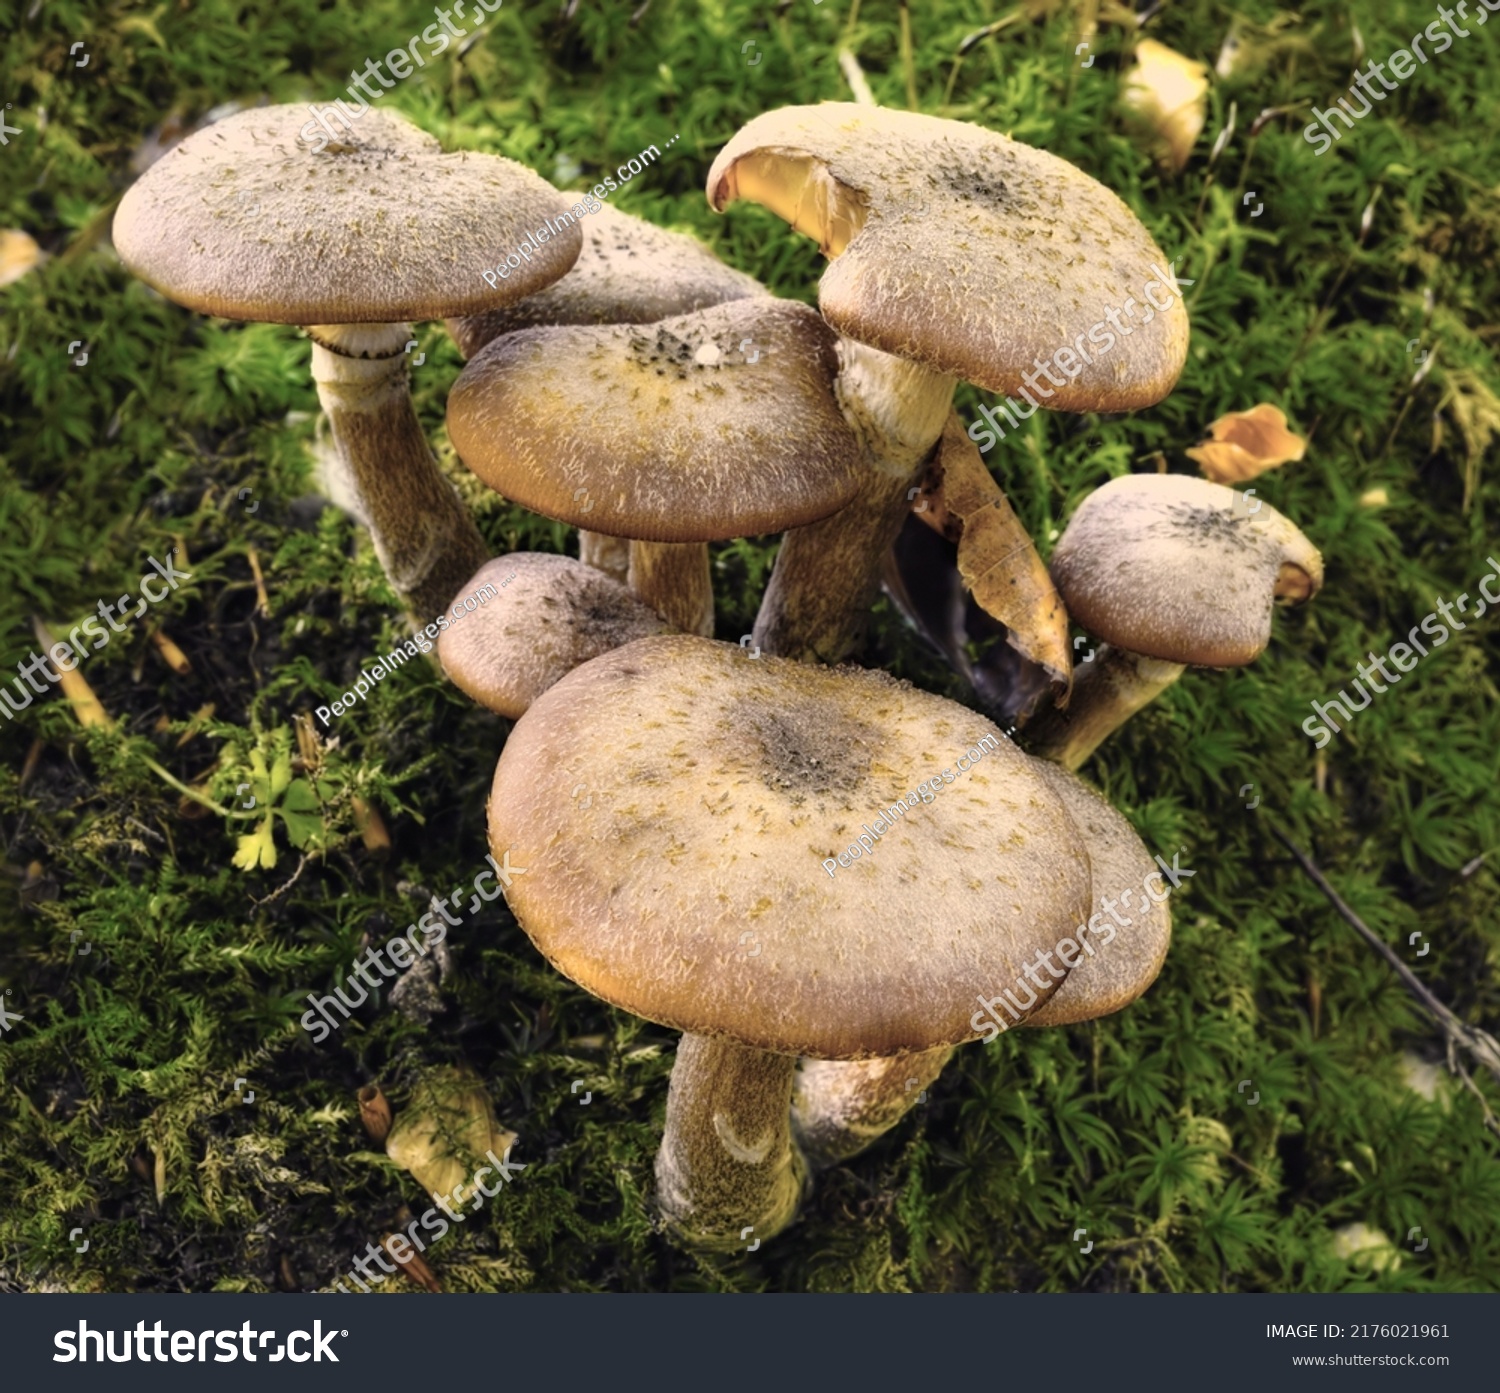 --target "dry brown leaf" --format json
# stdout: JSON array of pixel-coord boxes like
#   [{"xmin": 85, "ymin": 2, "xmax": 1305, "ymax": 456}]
[
  {"xmin": 382, "ymin": 1232, "xmax": 443, "ymax": 1293},
  {"xmin": 357, "ymin": 1083, "xmax": 393, "ymax": 1143},
  {"xmin": 352, "ymin": 795, "xmax": 392, "ymax": 856},
  {"xmin": 149, "ymin": 628, "xmax": 192, "ymax": 675},
  {"xmin": 385, "ymin": 1066, "xmax": 517, "ymax": 1205},
  {"xmin": 1122, "ymin": 38, "xmax": 1210, "ymax": 174},
  {"xmin": 1186, "ymin": 403, "xmax": 1307, "ymax": 483},
  {"xmin": 32, "ymin": 618, "xmax": 112, "ymax": 729},
  {"xmin": 0, "ymin": 230, "xmax": 45, "ymax": 287},
  {"xmin": 912, "ymin": 415, "xmax": 1072, "ymax": 689}
]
